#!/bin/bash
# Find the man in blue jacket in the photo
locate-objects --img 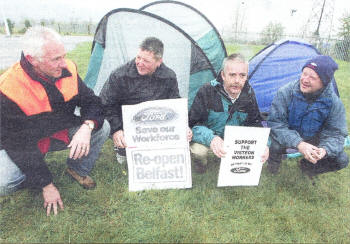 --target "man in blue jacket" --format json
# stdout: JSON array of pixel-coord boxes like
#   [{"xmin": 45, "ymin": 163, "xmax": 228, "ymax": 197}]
[
  {"xmin": 267, "ymin": 55, "xmax": 349, "ymax": 177},
  {"xmin": 189, "ymin": 53, "xmax": 269, "ymax": 173}
]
